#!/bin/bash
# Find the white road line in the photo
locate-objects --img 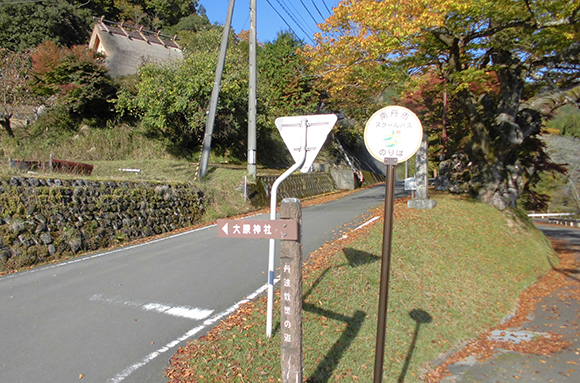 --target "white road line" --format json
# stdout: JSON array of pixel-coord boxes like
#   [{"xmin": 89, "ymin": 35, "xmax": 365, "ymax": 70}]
[
  {"xmin": 89, "ymin": 294, "xmax": 214, "ymax": 320},
  {"xmin": 108, "ymin": 216, "xmax": 382, "ymax": 382},
  {"xmin": 339, "ymin": 216, "xmax": 380, "ymax": 240},
  {"xmin": 108, "ymin": 278, "xmax": 279, "ymax": 383}
]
